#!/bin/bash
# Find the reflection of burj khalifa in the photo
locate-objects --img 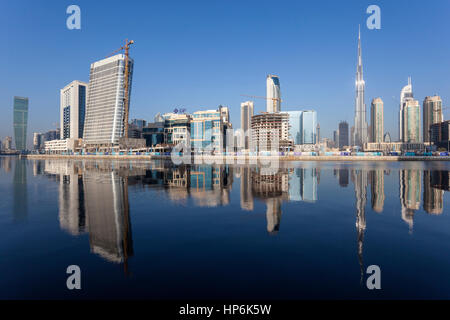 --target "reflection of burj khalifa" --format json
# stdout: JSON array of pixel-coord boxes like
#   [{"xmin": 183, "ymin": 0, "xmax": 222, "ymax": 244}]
[{"xmin": 352, "ymin": 169, "xmax": 368, "ymax": 283}]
